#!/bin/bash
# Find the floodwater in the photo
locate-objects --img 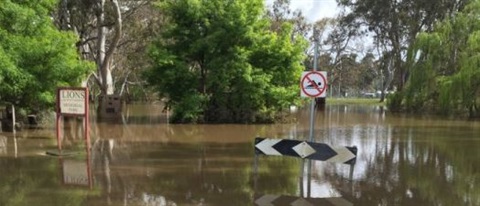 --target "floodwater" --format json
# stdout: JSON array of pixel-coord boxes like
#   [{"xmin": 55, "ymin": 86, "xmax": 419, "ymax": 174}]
[{"xmin": 0, "ymin": 103, "xmax": 479, "ymax": 206}]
